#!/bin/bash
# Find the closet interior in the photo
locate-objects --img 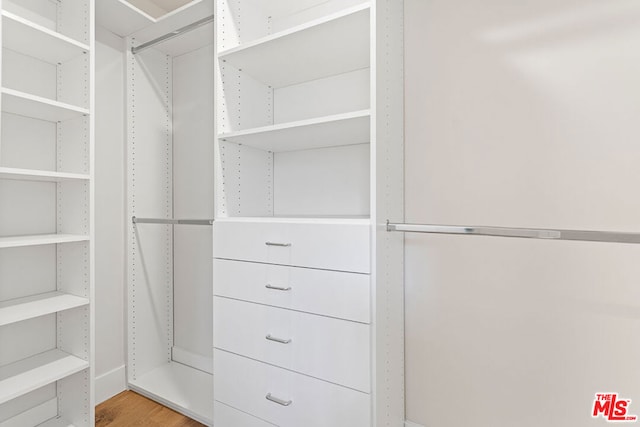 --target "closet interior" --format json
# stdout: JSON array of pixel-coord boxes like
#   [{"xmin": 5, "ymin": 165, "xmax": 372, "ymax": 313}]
[
  {"xmin": 99, "ymin": 0, "xmax": 214, "ymax": 425},
  {"xmin": 0, "ymin": 0, "xmax": 94, "ymax": 426}
]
